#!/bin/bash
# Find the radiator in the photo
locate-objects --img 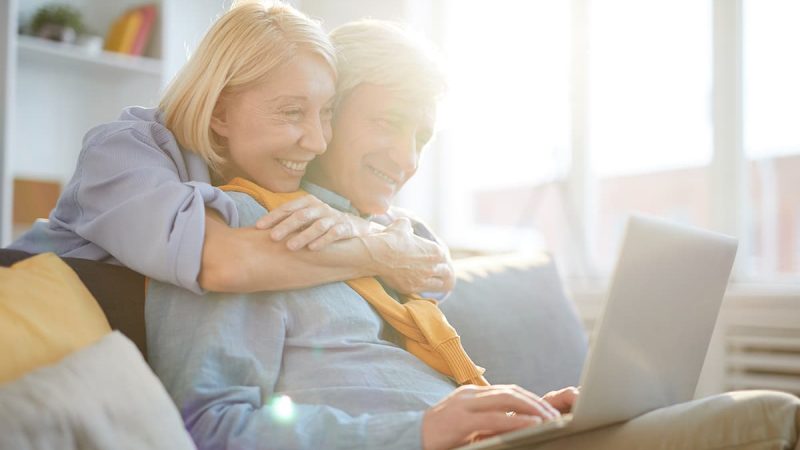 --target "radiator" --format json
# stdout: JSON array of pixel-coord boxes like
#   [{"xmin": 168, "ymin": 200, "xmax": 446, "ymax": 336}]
[
  {"xmin": 570, "ymin": 286, "xmax": 800, "ymax": 396},
  {"xmin": 723, "ymin": 293, "xmax": 800, "ymax": 395}
]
